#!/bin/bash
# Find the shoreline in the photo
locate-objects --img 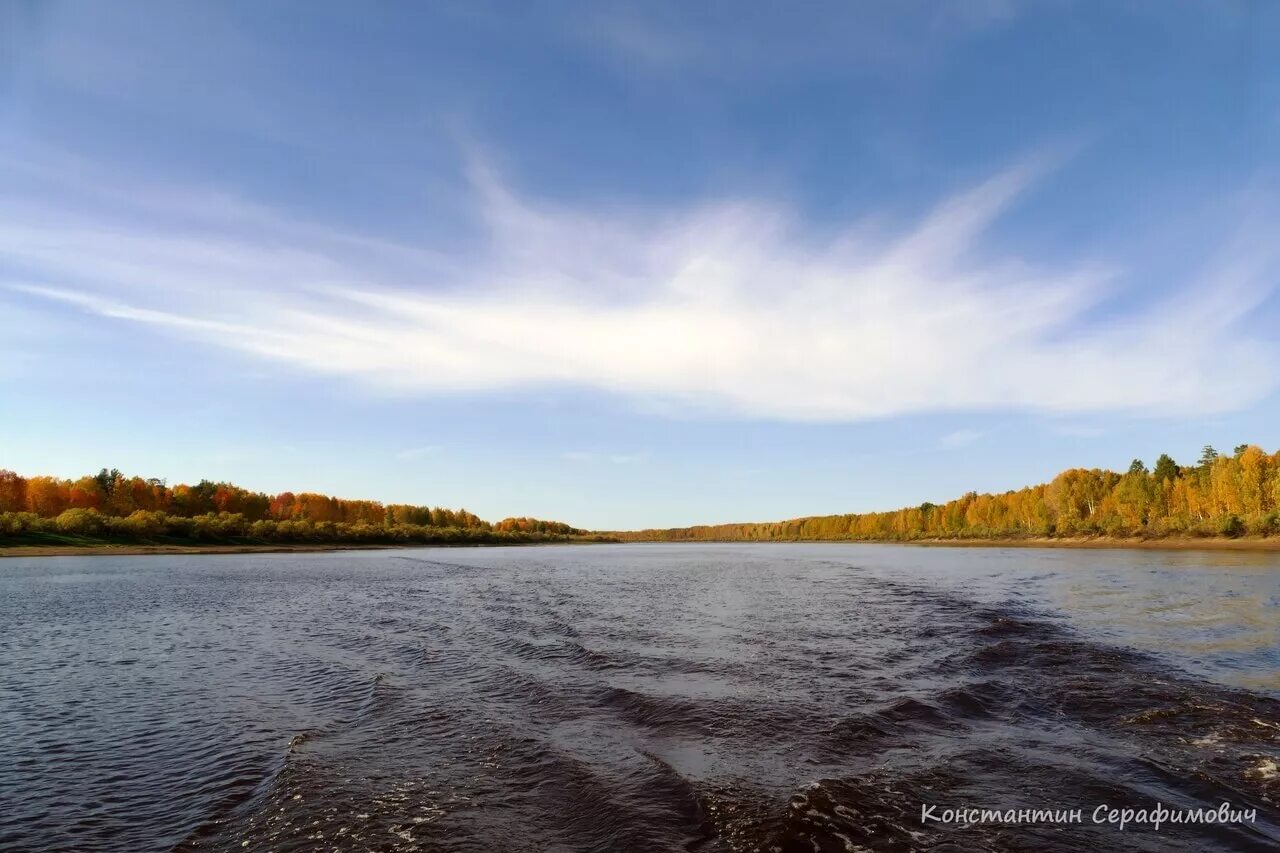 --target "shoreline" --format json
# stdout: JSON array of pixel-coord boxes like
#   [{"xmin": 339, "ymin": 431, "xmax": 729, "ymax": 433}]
[
  {"xmin": 906, "ymin": 536, "xmax": 1280, "ymax": 552},
  {"xmin": 610, "ymin": 536, "xmax": 1280, "ymax": 552},
  {"xmin": 0, "ymin": 542, "xmax": 415, "ymax": 558},
  {"xmin": 4, "ymin": 535, "xmax": 1280, "ymax": 558},
  {"xmin": 0, "ymin": 541, "xmax": 608, "ymax": 558}
]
